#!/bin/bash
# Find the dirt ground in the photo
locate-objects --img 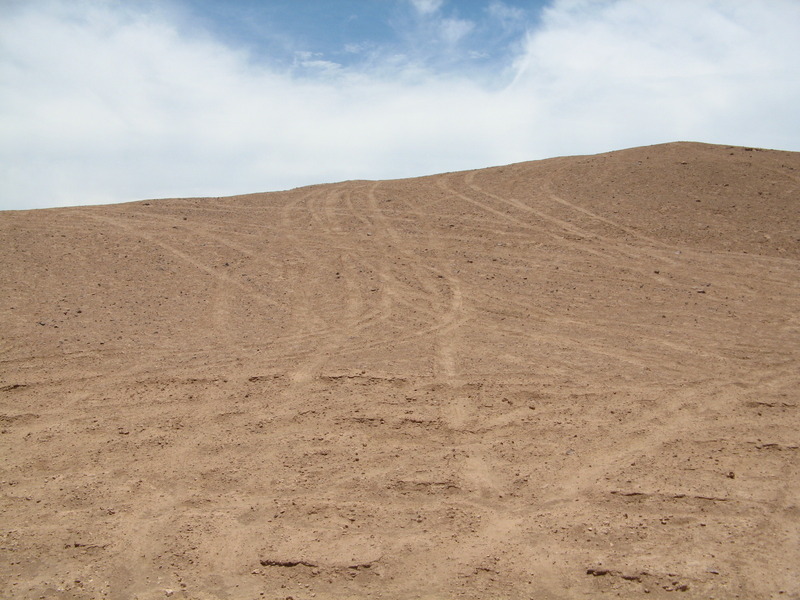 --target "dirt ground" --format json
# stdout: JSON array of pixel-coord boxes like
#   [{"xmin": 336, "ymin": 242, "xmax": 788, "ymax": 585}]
[{"xmin": 1, "ymin": 142, "xmax": 798, "ymax": 599}]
